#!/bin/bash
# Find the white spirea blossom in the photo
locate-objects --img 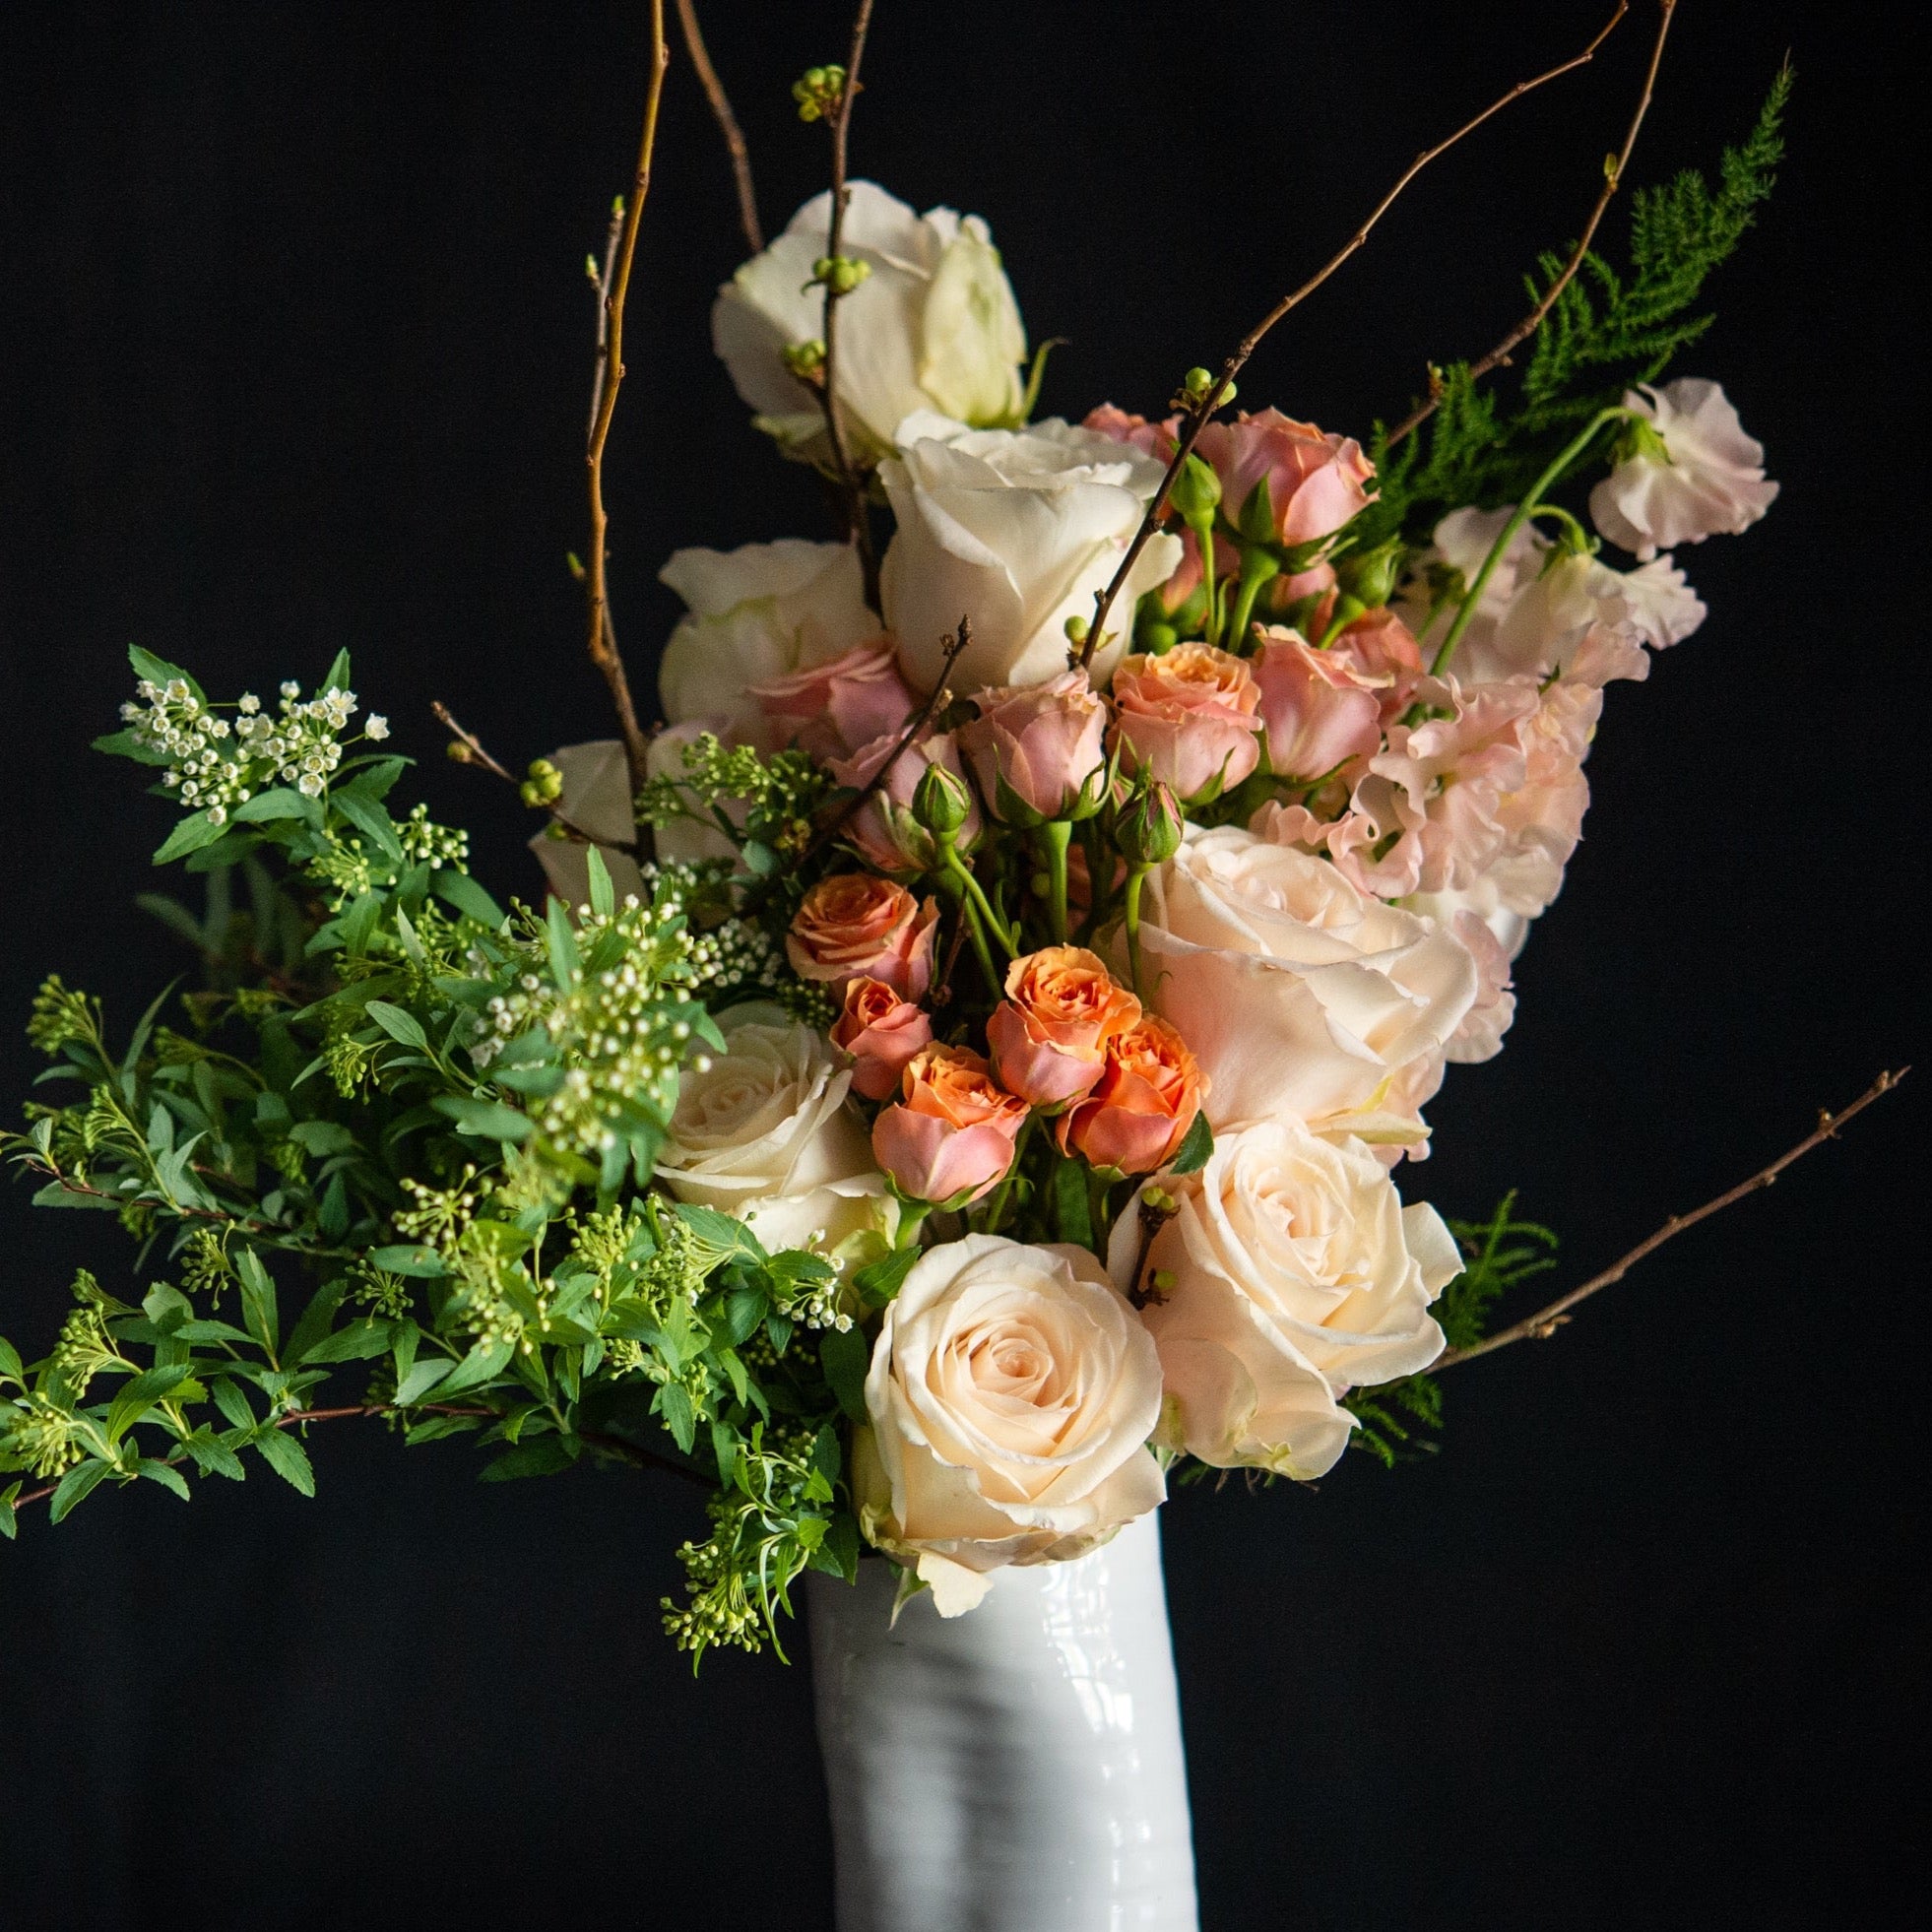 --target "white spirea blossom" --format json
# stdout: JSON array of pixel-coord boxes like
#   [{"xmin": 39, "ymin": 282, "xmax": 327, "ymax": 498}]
[
  {"xmin": 712, "ymin": 181, "xmax": 1027, "ymax": 463},
  {"xmin": 1588, "ymin": 377, "xmax": 1778, "ymax": 559}
]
